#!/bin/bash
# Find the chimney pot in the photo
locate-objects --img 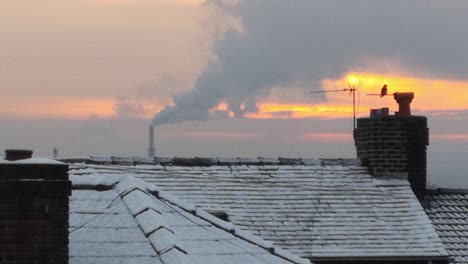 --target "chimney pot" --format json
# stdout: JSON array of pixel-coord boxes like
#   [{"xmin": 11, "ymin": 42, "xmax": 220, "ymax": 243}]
[
  {"xmin": 5, "ymin": 149, "xmax": 33, "ymax": 161},
  {"xmin": 393, "ymin": 92, "xmax": 414, "ymax": 116}
]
